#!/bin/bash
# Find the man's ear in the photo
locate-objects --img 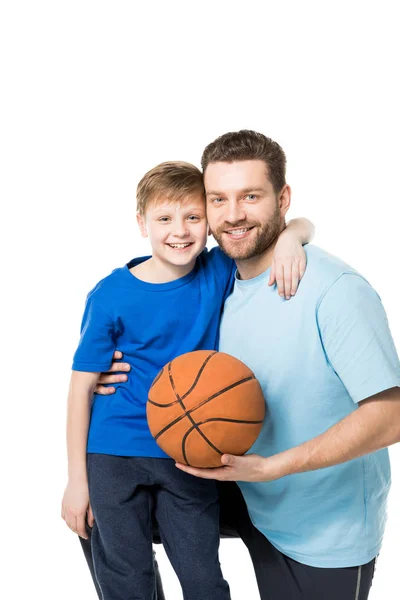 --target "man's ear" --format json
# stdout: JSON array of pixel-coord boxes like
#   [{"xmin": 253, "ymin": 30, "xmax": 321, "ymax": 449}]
[
  {"xmin": 136, "ymin": 212, "xmax": 148, "ymax": 238},
  {"xmin": 207, "ymin": 224, "xmax": 212, "ymax": 236},
  {"xmin": 278, "ymin": 185, "xmax": 291, "ymax": 218}
]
